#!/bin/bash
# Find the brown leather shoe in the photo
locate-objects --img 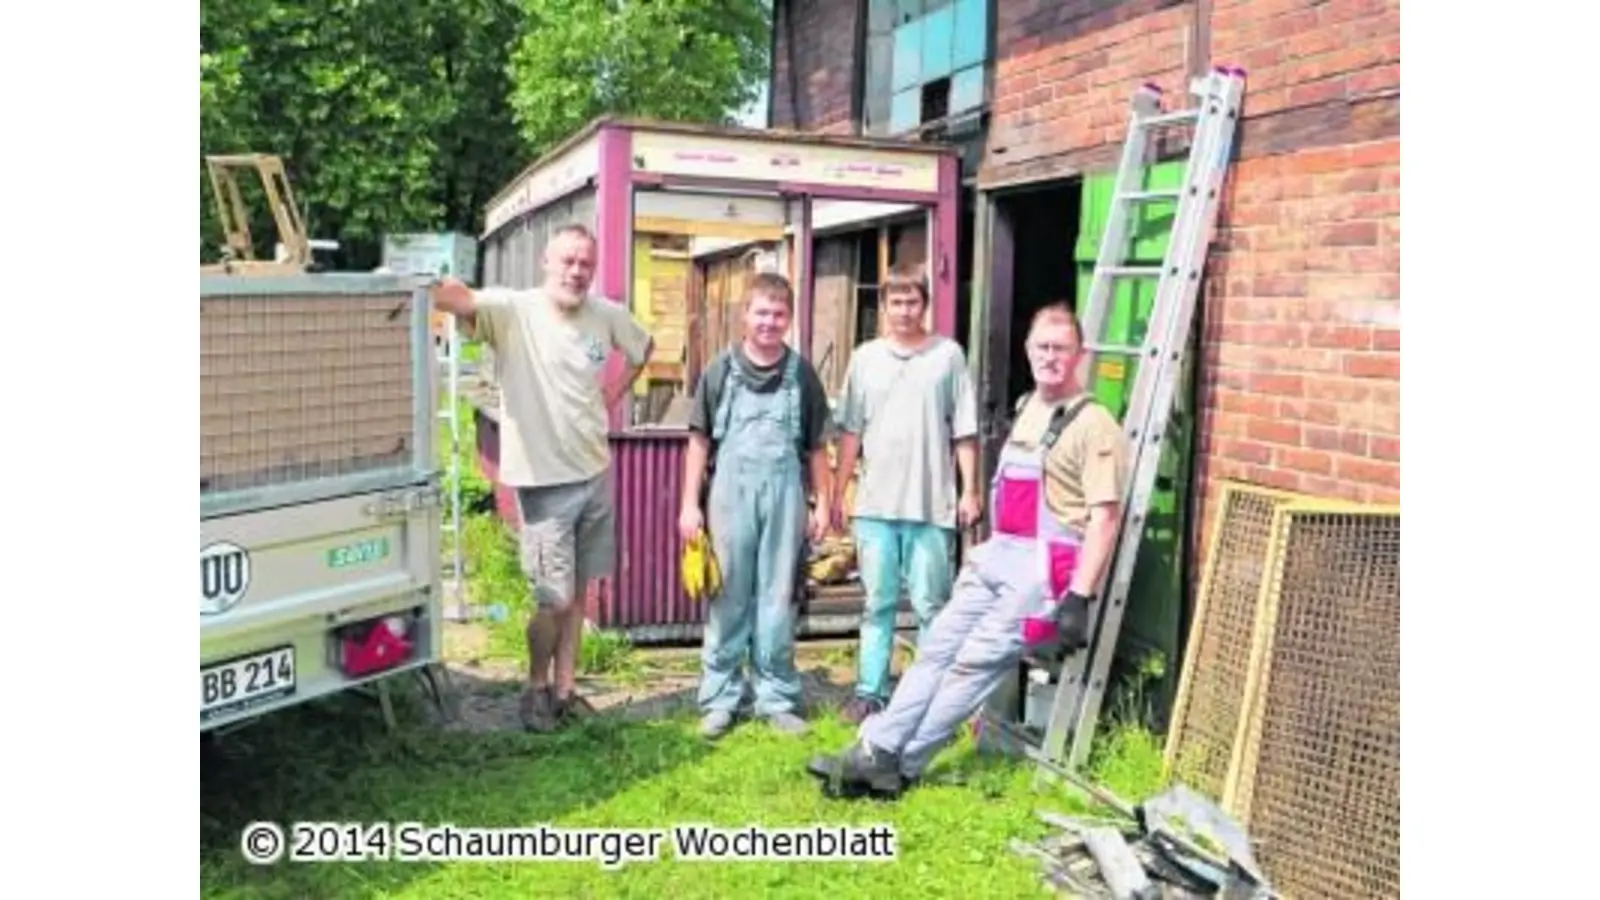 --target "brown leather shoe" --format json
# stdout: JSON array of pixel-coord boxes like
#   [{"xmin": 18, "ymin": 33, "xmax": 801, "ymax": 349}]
[
  {"xmin": 553, "ymin": 691, "xmax": 597, "ymax": 723},
  {"xmin": 518, "ymin": 685, "xmax": 559, "ymax": 733}
]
